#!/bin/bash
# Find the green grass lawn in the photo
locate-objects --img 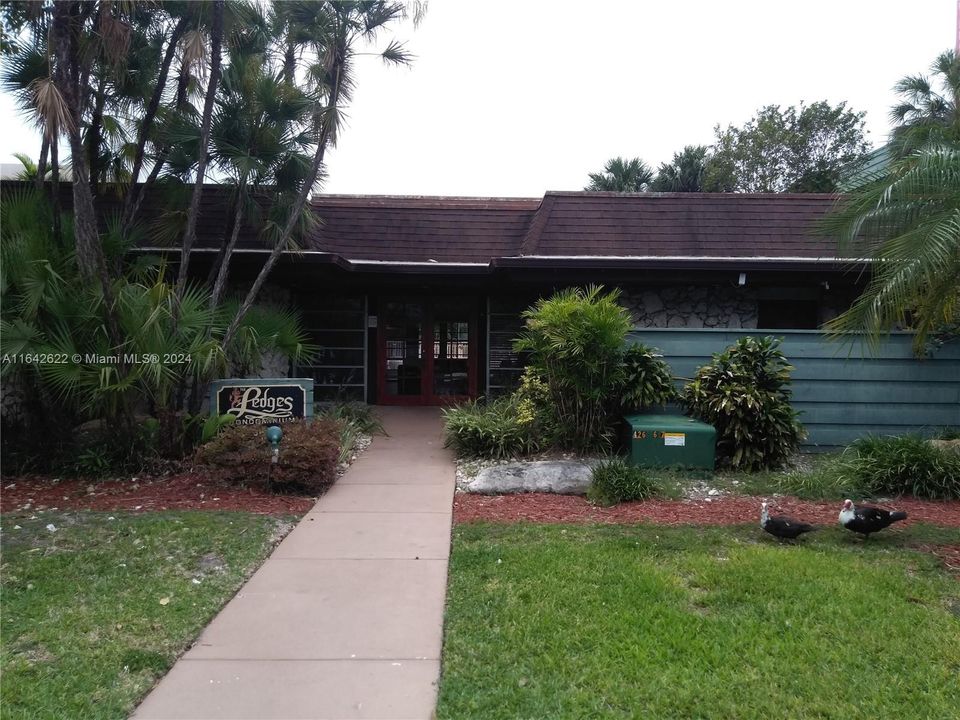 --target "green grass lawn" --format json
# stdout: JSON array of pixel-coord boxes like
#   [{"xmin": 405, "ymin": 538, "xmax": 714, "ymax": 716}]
[
  {"xmin": 0, "ymin": 510, "xmax": 293, "ymax": 720},
  {"xmin": 438, "ymin": 523, "xmax": 960, "ymax": 720}
]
